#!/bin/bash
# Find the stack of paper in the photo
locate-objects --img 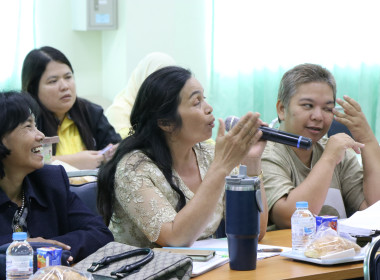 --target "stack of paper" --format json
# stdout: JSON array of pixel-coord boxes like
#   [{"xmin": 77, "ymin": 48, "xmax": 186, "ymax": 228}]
[{"xmin": 339, "ymin": 200, "xmax": 380, "ymax": 236}]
